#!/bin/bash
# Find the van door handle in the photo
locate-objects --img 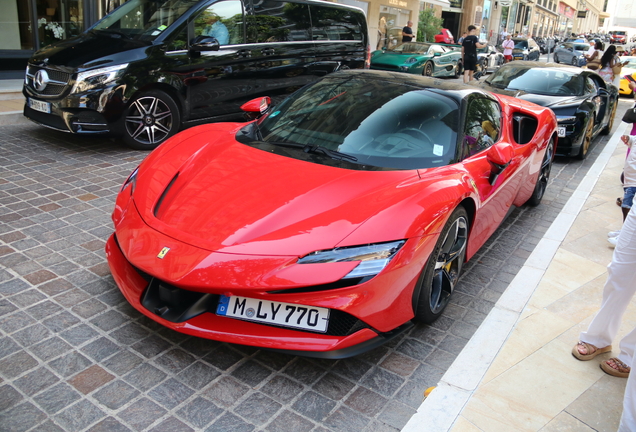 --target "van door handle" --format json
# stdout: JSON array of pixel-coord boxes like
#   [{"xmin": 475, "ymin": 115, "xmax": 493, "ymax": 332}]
[
  {"xmin": 261, "ymin": 48, "xmax": 276, "ymax": 56},
  {"xmin": 236, "ymin": 49, "xmax": 251, "ymax": 58}
]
